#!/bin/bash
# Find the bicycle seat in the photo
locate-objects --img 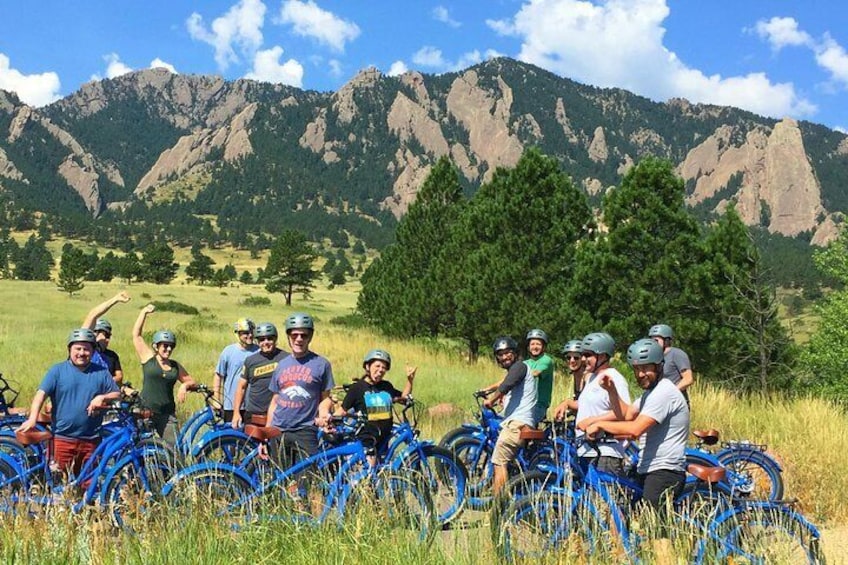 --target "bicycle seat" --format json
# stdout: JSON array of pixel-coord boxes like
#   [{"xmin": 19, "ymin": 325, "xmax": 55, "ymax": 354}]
[
  {"xmin": 243, "ymin": 424, "xmax": 281, "ymax": 442},
  {"xmin": 687, "ymin": 463, "xmax": 726, "ymax": 484},
  {"xmin": 249, "ymin": 414, "xmax": 267, "ymax": 426},
  {"xmin": 519, "ymin": 428, "xmax": 545, "ymax": 441},
  {"xmin": 692, "ymin": 429, "xmax": 720, "ymax": 445},
  {"xmin": 15, "ymin": 429, "xmax": 54, "ymax": 446}
]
